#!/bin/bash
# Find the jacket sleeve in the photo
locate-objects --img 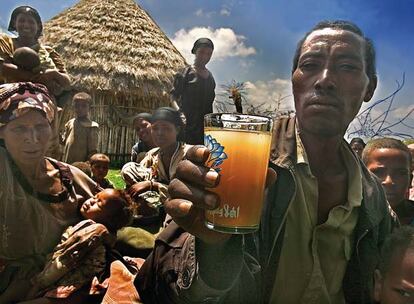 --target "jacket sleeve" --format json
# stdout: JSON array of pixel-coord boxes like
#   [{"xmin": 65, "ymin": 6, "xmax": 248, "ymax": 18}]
[
  {"xmin": 135, "ymin": 221, "xmax": 246, "ymax": 303},
  {"xmin": 170, "ymin": 67, "xmax": 188, "ymax": 105}
]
